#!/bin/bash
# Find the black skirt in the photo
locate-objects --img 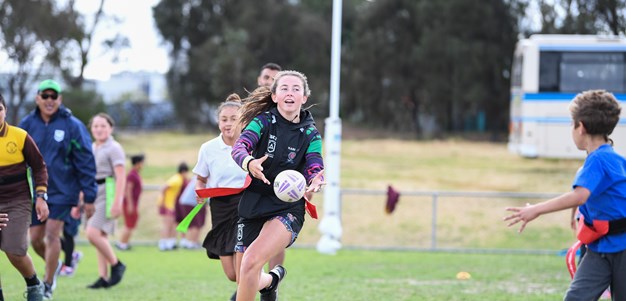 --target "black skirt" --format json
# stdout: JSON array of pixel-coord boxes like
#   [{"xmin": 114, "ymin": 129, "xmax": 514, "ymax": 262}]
[{"xmin": 202, "ymin": 194, "xmax": 242, "ymax": 259}]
